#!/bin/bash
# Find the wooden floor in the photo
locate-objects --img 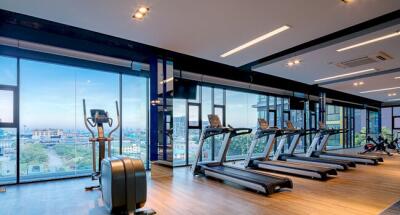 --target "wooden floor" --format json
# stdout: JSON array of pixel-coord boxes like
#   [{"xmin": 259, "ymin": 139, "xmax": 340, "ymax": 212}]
[{"xmin": 1, "ymin": 149, "xmax": 400, "ymax": 215}]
